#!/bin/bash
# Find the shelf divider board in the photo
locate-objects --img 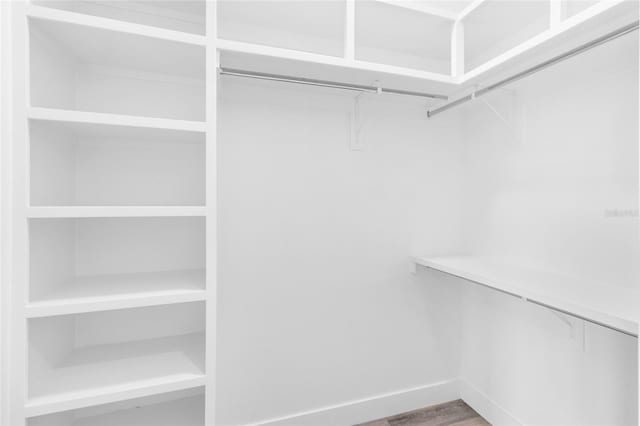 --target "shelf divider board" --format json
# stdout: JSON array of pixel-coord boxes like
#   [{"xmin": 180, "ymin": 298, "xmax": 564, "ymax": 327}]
[
  {"xmin": 412, "ymin": 255, "xmax": 640, "ymax": 337},
  {"xmin": 205, "ymin": 2, "xmax": 217, "ymax": 425},
  {"xmin": 8, "ymin": 1, "xmax": 30, "ymax": 424}
]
